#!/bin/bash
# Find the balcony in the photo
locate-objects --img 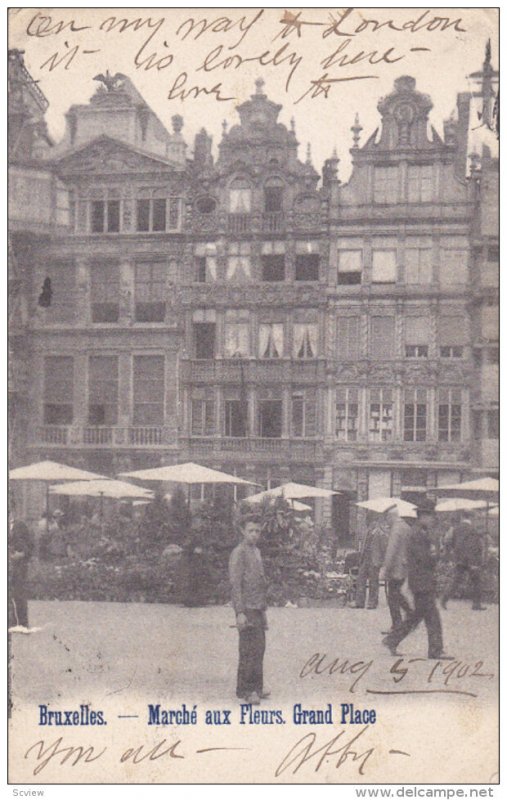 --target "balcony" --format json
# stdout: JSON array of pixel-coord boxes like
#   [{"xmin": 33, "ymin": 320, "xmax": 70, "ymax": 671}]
[
  {"xmin": 36, "ymin": 426, "xmax": 174, "ymax": 448},
  {"xmin": 261, "ymin": 212, "xmax": 285, "ymax": 233},
  {"xmin": 227, "ymin": 213, "xmax": 251, "ymax": 233},
  {"xmin": 192, "ymin": 212, "xmax": 219, "ymax": 233},
  {"xmin": 184, "ymin": 436, "xmax": 320, "ymax": 461},
  {"xmin": 180, "ymin": 358, "xmax": 325, "ymax": 384}
]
